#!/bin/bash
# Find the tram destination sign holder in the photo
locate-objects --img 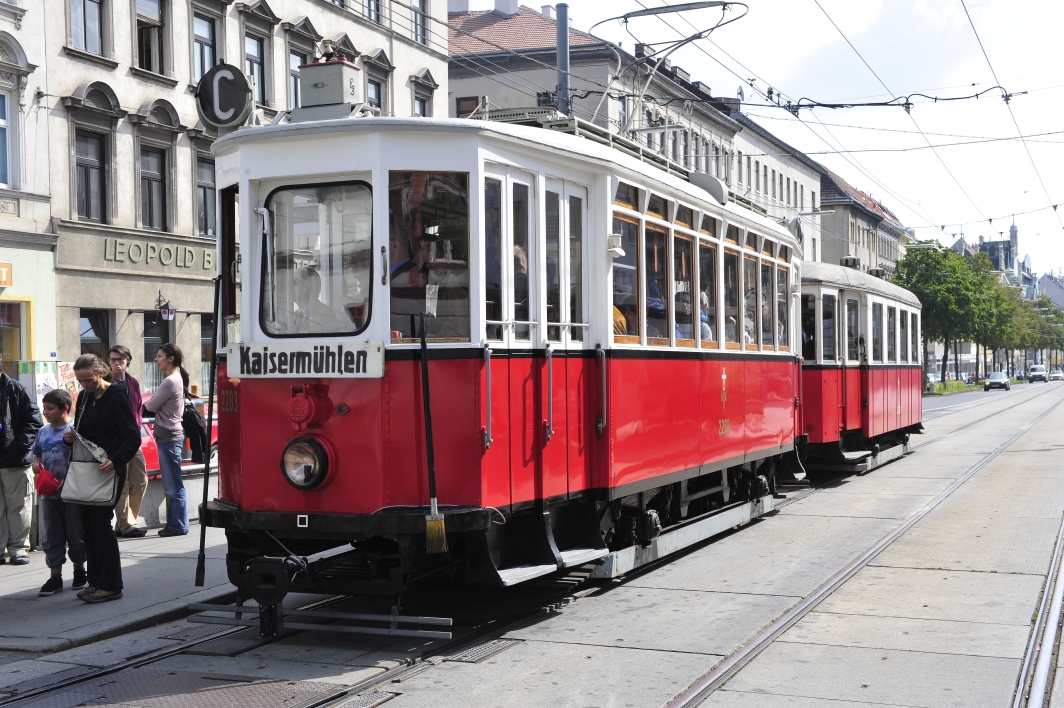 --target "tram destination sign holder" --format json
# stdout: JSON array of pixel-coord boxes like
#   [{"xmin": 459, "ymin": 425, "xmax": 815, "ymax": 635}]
[
  {"xmin": 235, "ymin": 341, "xmax": 385, "ymax": 379},
  {"xmin": 195, "ymin": 63, "xmax": 254, "ymax": 133}
]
